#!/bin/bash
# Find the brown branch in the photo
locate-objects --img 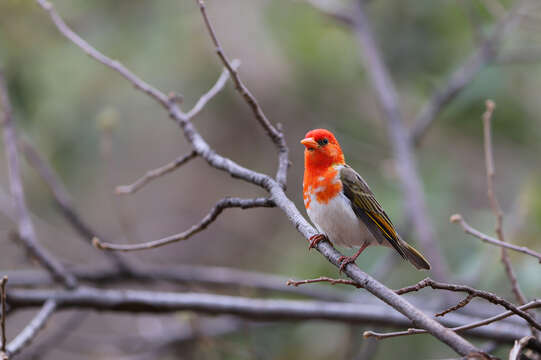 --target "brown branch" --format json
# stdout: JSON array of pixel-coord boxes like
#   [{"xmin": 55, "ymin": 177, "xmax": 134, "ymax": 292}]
[
  {"xmin": 93, "ymin": 197, "xmax": 274, "ymax": 251},
  {"xmin": 450, "ymin": 214, "xmax": 541, "ymax": 263},
  {"xmin": 35, "ymin": 1, "xmax": 483, "ymax": 355},
  {"xmin": 363, "ymin": 299, "xmax": 541, "ymax": 340},
  {"xmin": 0, "ymin": 71, "xmax": 77, "ymax": 289},
  {"xmin": 411, "ymin": 1, "xmax": 529, "ymax": 146},
  {"xmin": 435, "ymin": 294, "xmax": 475, "ymax": 318},
  {"xmin": 351, "ymin": 0, "xmax": 448, "ymax": 280},
  {"xmin": 7, "ymin": 287, "xmax": 532, "ymax": 342},
  {"xmin": 195, "ymin": 0, "xmax": 289, "ymax": 188},
  {"xmin": 396, "ymin": 277, "xmax": 541, "ymax": 331},
  {"xmin": 509, "ymin": 336, "xmax": 541, "ymax": 360},
  {"xmin": 0, "ymin": 276, "xmax": 7, "ymax": 357},
  {"xmin": 185, "ymin": 61, "xmax": 240, "ymax": 119},
  {"xmin": 115, "ymin": 151, "xmax": 198, "ymax": 195},
  {"xmin": 5, "ymin": 300, "xmax": 57, "ymax": 357},
  {"xmin": 481, "ymin": 100, "xmax": 528, "ymax": 307},
  {"xmin": 18, "ymin": 137, "xmax": 130, "ymax": 271},
  {"xmin": 286, "ymin": 277, "xmax": 363, "ymax": 289}
]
